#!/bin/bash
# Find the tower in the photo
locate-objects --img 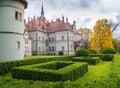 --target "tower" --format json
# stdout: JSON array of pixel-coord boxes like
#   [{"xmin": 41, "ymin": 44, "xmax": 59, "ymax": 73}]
[
  {"xmin": 41, "ymin": 2, "xmax": 44, "ymax": 19},
  {"xmin": 0, "ymin": 0, "xmax": 28, "ymax": 60}
]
